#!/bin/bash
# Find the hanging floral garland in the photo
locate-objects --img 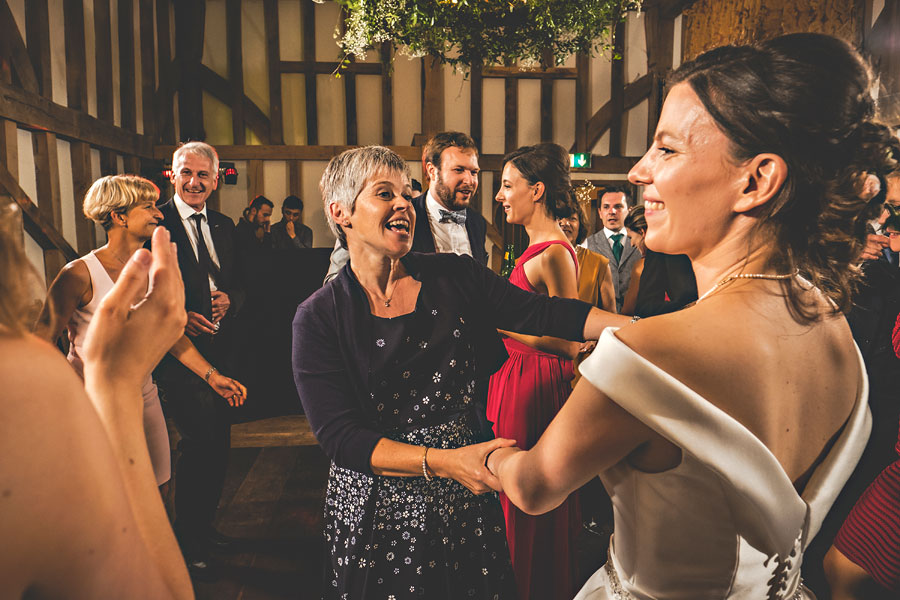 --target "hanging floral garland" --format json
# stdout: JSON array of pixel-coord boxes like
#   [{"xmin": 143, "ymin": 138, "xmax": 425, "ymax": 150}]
[{"xmin": 328, "ymin": 0, "xmax": 643, "ymax": 71}]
